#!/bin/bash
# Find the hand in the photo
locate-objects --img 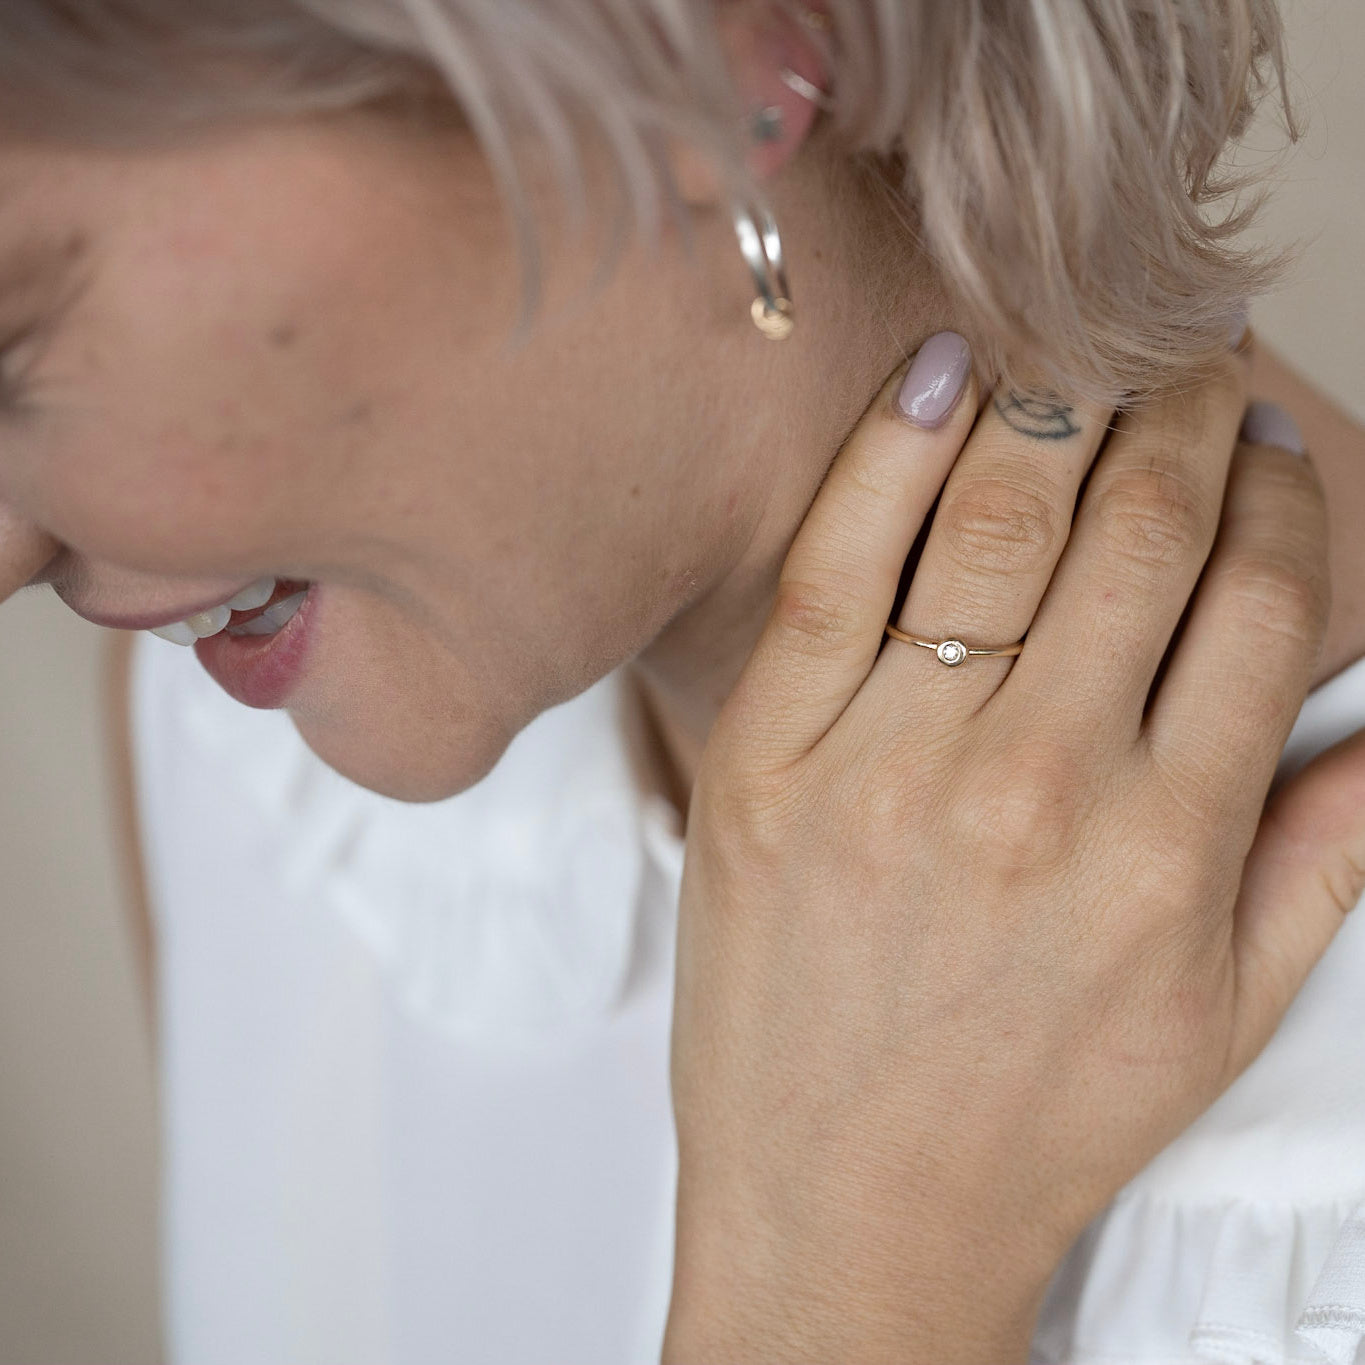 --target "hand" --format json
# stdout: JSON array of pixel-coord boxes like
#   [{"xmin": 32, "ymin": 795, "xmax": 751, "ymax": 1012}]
[
  {"xmin": 663, "ymin": 336, "xmax": 1365, "ymax": 1363},
  {"xmin": 0, "ymin": 503, "xmax": 59, "ymax": 607}
]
